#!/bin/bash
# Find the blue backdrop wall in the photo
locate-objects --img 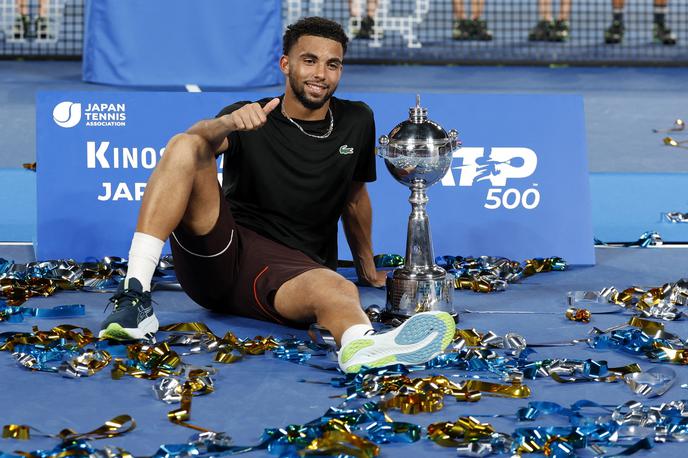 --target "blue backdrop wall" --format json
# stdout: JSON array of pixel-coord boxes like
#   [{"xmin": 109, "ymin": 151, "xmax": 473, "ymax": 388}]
[{"xmin": 82, "ymin": 0, "xmax": 282, "ymax": 87}]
